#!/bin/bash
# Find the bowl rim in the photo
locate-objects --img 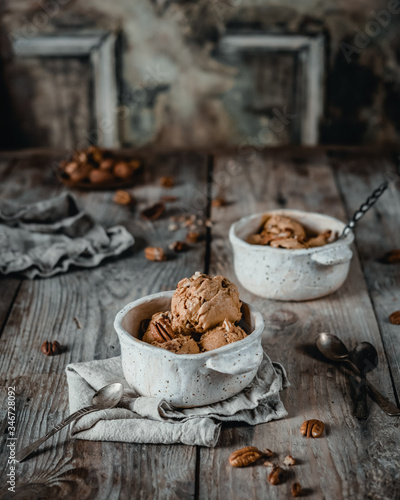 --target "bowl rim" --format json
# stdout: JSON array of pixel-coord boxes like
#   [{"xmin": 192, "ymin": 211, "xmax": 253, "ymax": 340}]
[
  {"xmin": 229, "ymin": 208, "xmax": 354, "ymax": 255},
  {"xmin": 114, "ymin": 290, "xmax": 265, "ymax": 359}
]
